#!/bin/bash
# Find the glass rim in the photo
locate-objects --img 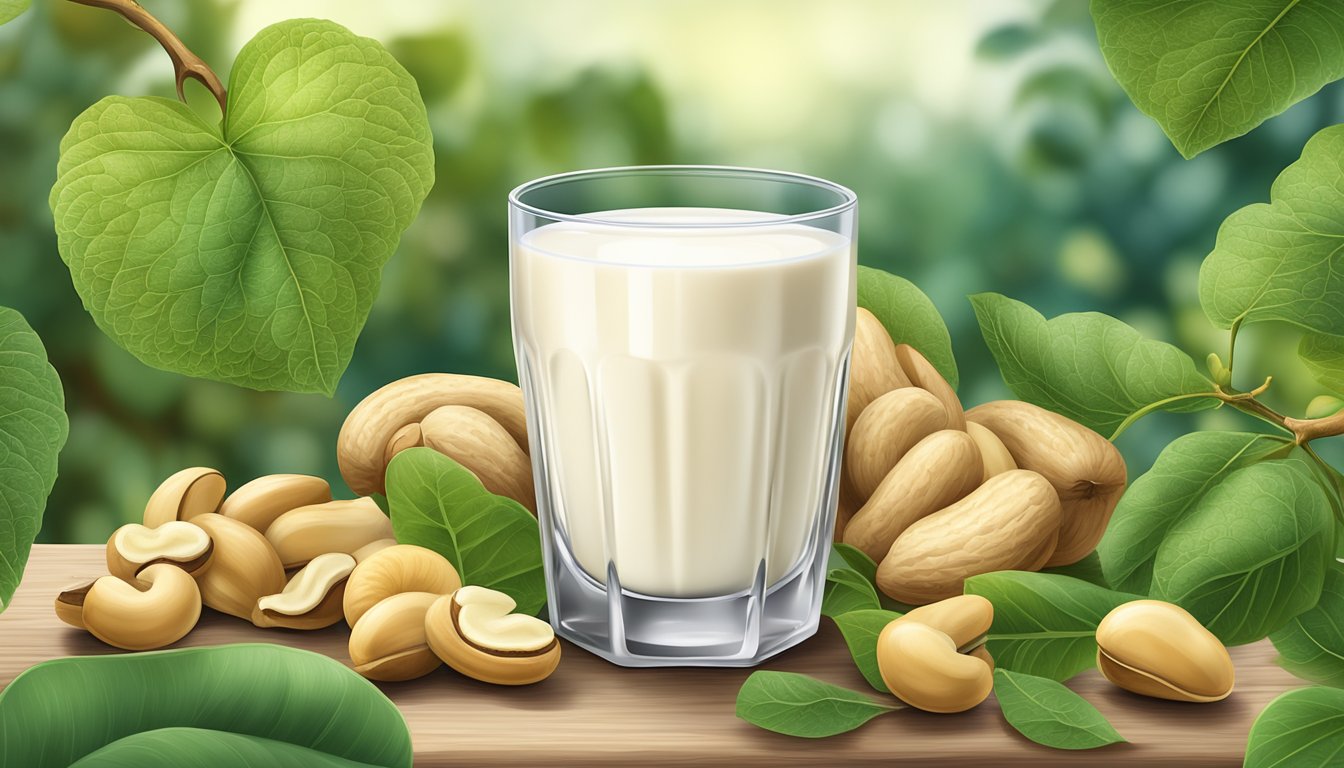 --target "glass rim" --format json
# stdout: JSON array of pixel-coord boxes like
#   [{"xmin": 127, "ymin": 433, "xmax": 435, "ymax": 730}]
[{"xmin": 507, "ymin": 164, "xmax": 857, "ymax": 228}]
